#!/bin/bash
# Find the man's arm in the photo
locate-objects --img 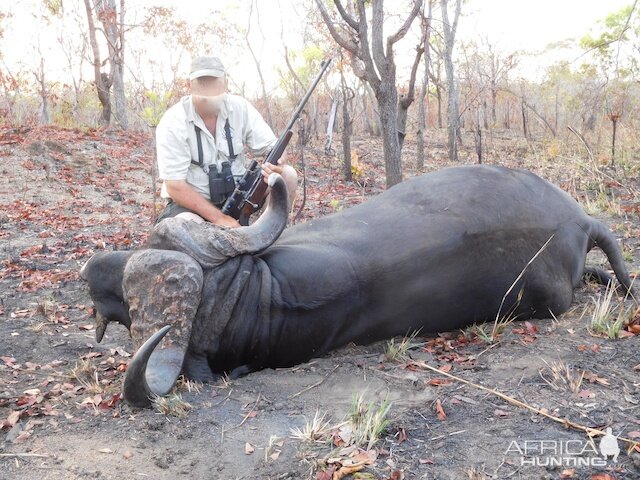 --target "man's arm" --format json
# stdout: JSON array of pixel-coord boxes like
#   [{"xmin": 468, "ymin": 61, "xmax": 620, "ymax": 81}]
[{"xmin": 166, "ymin": 180, "xmax": 240, "ymax": 228}]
